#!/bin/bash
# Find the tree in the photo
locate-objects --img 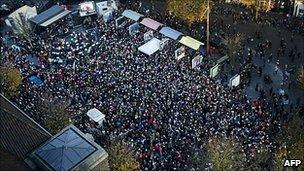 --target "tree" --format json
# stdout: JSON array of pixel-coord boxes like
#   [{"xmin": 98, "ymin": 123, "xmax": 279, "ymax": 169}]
[
  {"xmin": 274, "ymin": 145, "xmax": 288, "ymax": 171},
  {"xmin": 191, "ymin": 145, "xmax": 210, "ymax": 170},
  {"xmin": 241, "ymin": 0, "xmax": 272, "ymax": 20},
  {"xmin": 167, "ymin": 0, "xmax": 211, "ymax": 52},
  {"xmin": 11, "ymin": 13, "xmax": 34, "ymax": 47},
  {"xmin": 0, "ymin": 66, "xmax": 22, "ymax": 98},
  {"xmin": 297, "ymin": 65, "xmax": 304, "ymax": 89},
  {"xmin": 246, "ymin": 145, "xmax": 271, "ymax": 171},
  {"xmin": 274, "ymin": 115, "xmax": 304, "ymax": 171},
  {"xmin": 38, "ymin": 98, "xmax": 72, "ymax": 135},
  {"xmin": 223, "ymin": 34, "xmax": 244, "ymax": 67},
  {"xmin": 167, "ymin": 0, "xmax": 208, "ymax": 23},
  {"xmin": 207, "ymin": 137, "xmax": 246, "ymax": 171},
  {"xmin": 253, "ymin": 0, "xmax": 262, "ymax": 20},
  {"xmin": 107, "ymin": 141, "xmax": 140, "ymax": 171}
]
